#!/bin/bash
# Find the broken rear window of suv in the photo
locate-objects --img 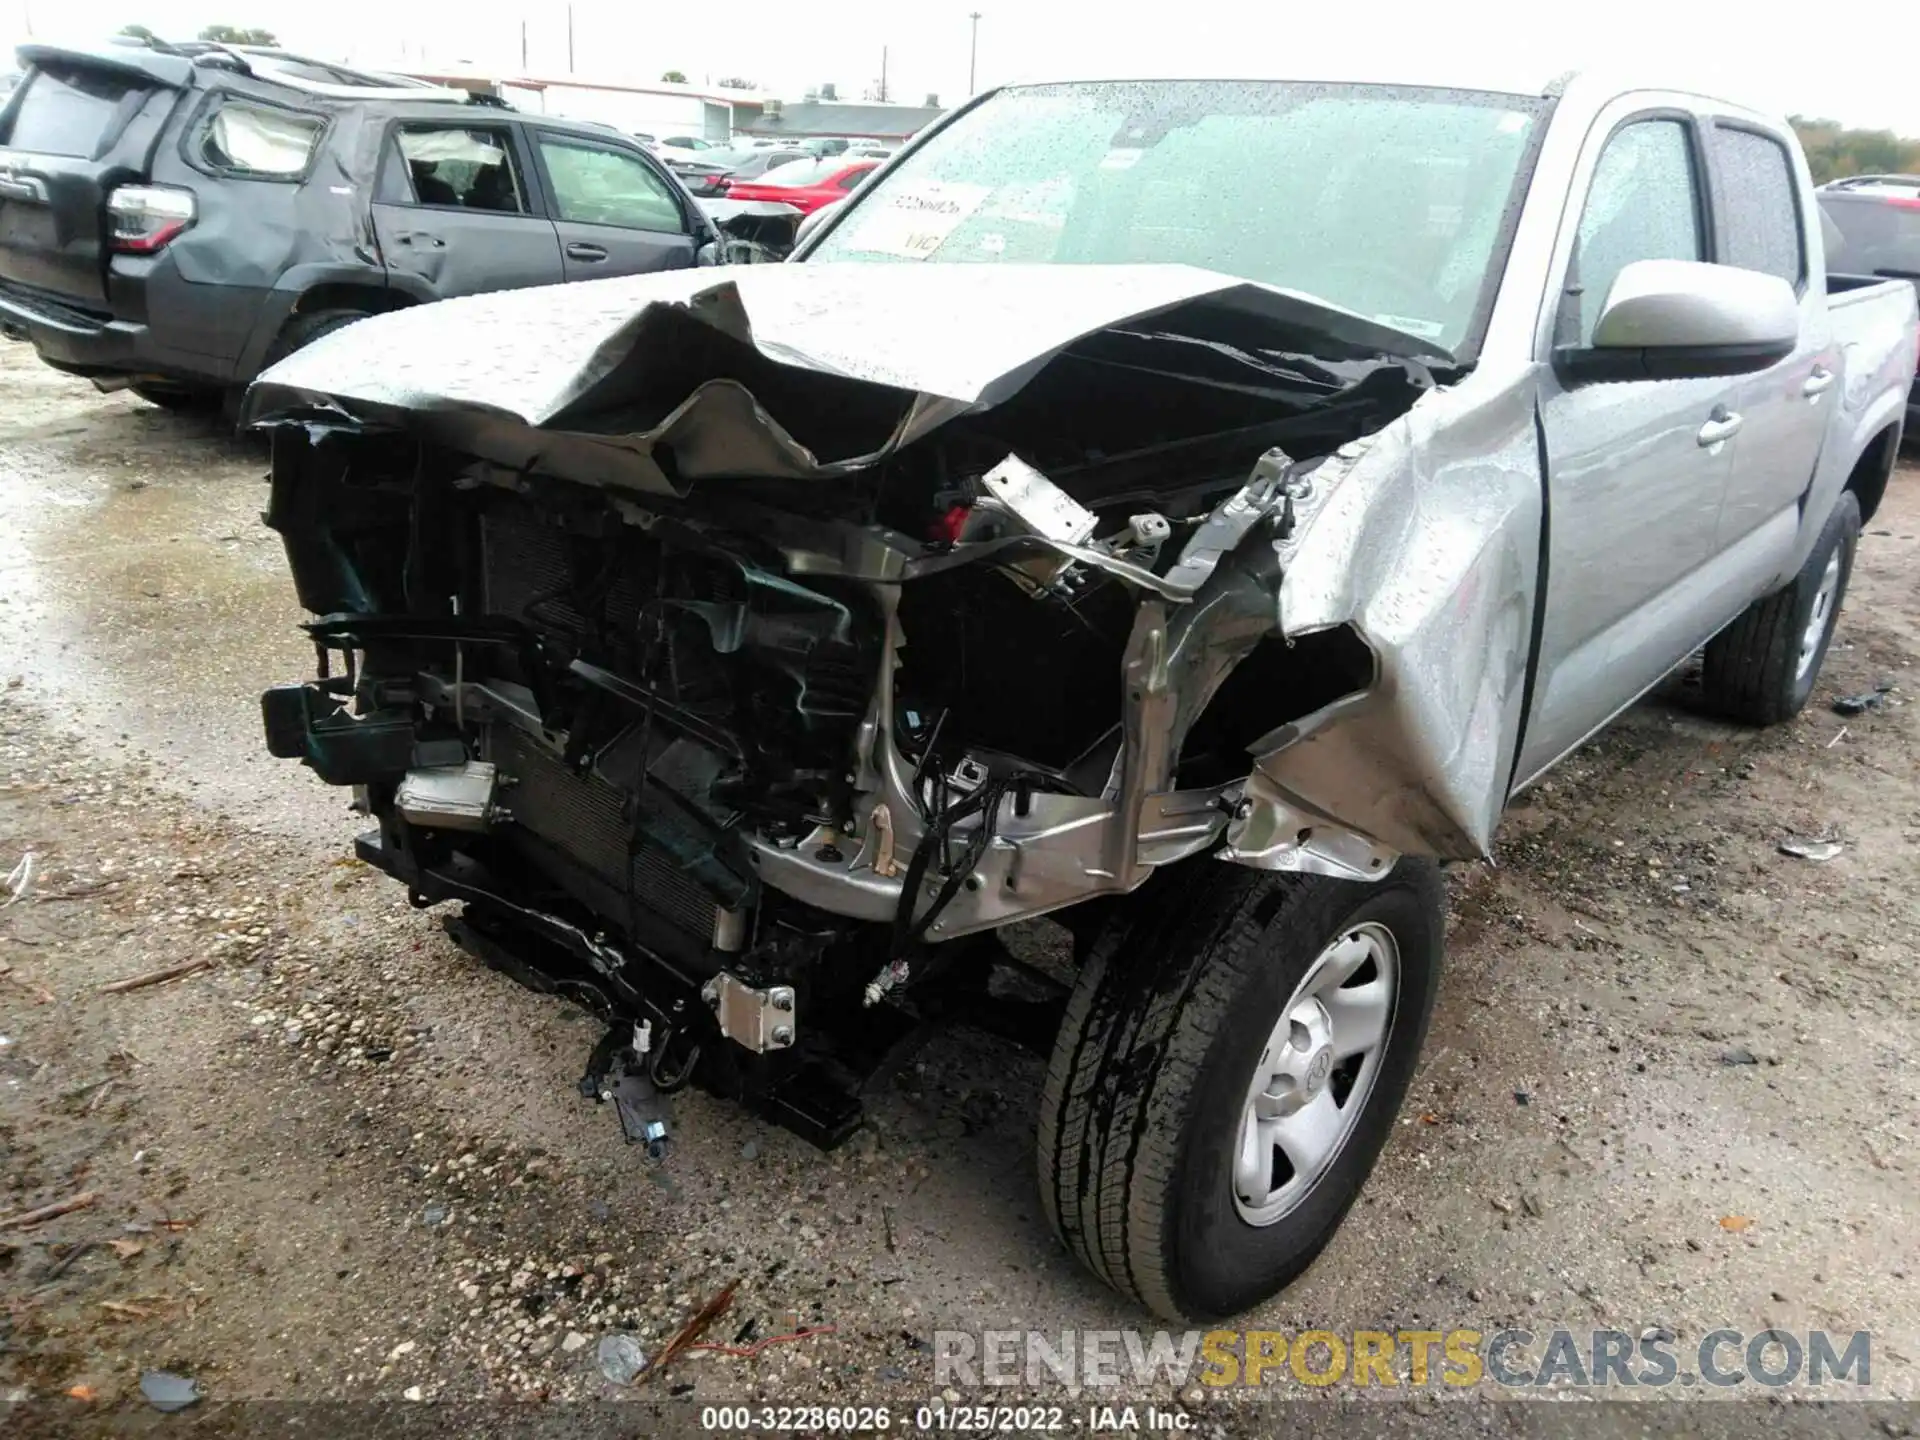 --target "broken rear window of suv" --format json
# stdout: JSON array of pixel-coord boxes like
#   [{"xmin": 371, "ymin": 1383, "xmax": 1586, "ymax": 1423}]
[
  {"xmin": 810, "ymin": 79, "xmax": 1549, "ymax": 358},
  {"xmin": 1, "ymin": 62, "xmax": 153, "ymax": 157},
  {"xmin": 192, "ymin": 97, "xmax": 324, "ymax": 179}
]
